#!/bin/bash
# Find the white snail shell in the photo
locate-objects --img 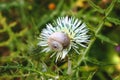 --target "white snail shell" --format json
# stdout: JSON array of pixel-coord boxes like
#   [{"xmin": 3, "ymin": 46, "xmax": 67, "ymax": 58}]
[{"xmin": 47, "ymin": 32, "xmax": 70, "ymax": 51}]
